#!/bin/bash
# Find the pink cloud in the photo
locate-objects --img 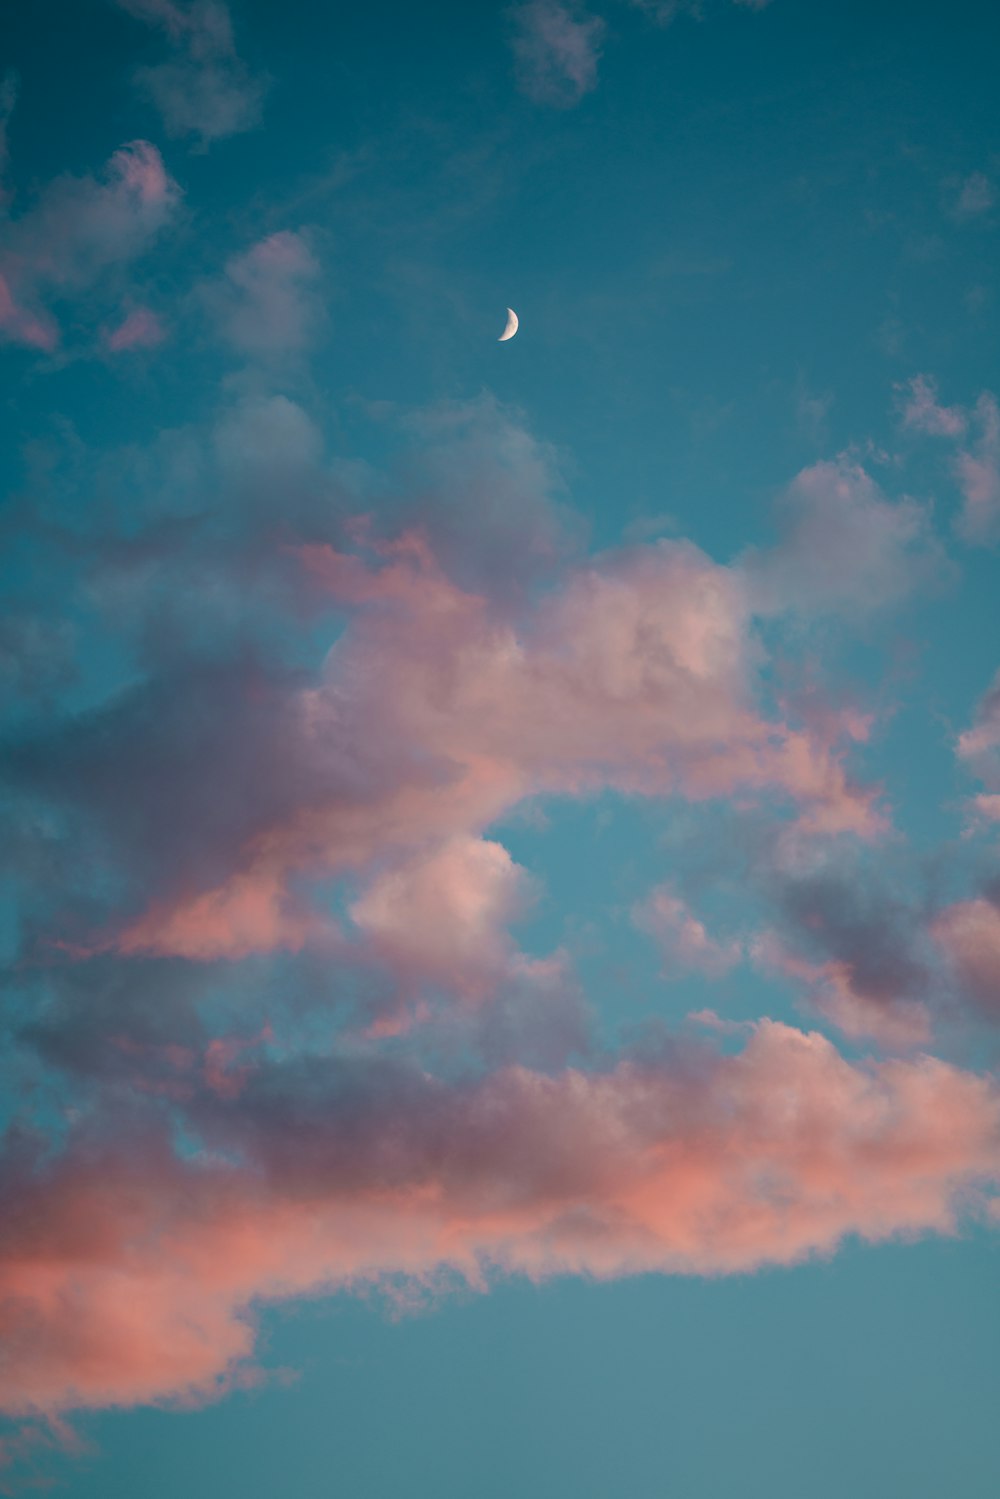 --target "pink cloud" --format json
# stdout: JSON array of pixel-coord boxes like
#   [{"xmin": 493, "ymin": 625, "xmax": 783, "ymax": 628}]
[
  {"xmin": 633, "ymin": 886, "xmax": 743, "ymax": 977},
  {"xmin": 203, "ymin": 1027, "xmax": 272, "ymax": 1100},
  {"xmin": 103, "ymin": 532, "xmax": 881, "ymax": 960},
  {"xmin": 115, "ymin": 869, "xmax": 325, "ymax": 961},
  {"xmin": 933, "ymin": 899, "xmax": 1000, "ymax": 1018},
  {"xmin": 0, "ymin": 270, "xmax": 58, "ymax": 350},
  {"xmin": 349, "ymin": 835, "xmax": 535, "ymax": 1000},
  {"xmin": 966, "ymin": 794, "xmax": 1000, "ymax": 831},
  {"xmin": 0, "ymin": 139, "xmax": 179, "ymax": 350},
  {"xmin": 754, "ymin": 931, "xmax": 932, "ymax": 1049},
  {"xmin": 510, "ymin": 1, "xmax": 605, "ymax": 107},
  {"xmin": 1, "ymin": 1021, "xmax": 996, "ymax": 1416},
  {"xmin": 103, "ymin": 306, "xmax": 166, "ymax": 352}
]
